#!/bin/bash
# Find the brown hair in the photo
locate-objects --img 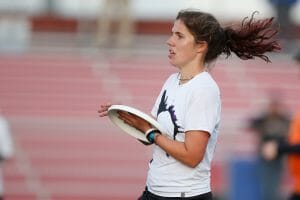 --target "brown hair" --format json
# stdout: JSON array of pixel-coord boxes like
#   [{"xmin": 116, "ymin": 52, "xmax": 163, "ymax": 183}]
[{"xmin": 176, "ymin": 10, "xmax": 281, "ymax": 63}]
